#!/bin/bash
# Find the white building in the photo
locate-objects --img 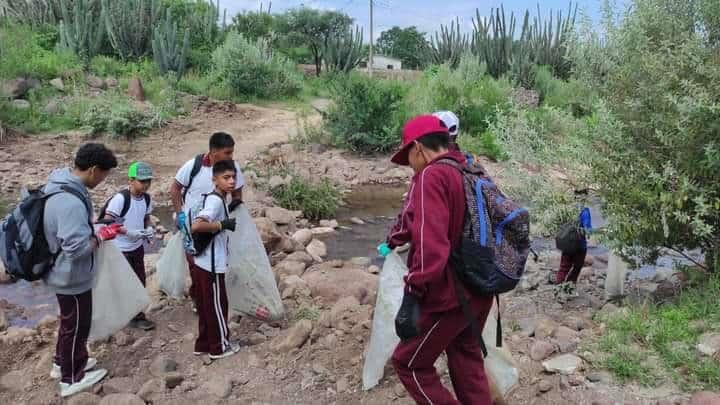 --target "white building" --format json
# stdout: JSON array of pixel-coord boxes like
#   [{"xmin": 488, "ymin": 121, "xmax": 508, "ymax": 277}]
[{"xmin": 359, "ymin": 54, "xmax": 403, "ymax": 70}]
